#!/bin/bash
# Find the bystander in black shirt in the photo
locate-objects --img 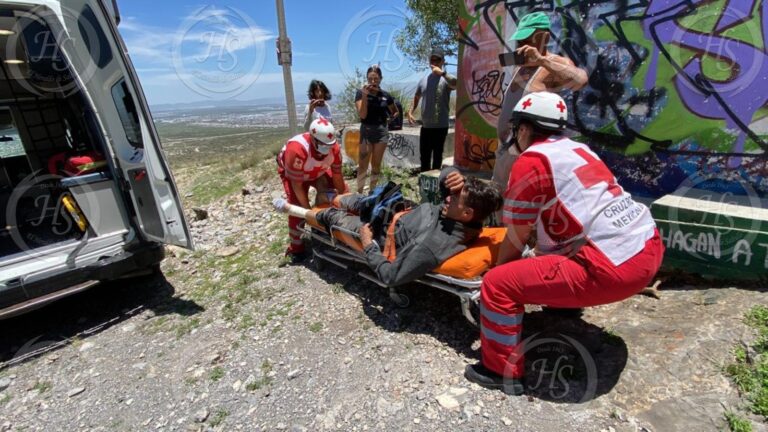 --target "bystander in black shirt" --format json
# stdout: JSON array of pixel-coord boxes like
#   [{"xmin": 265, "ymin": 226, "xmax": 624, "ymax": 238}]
[{"xmin": 355, "ymin": 88, "xmax": 395, "ymax": 126}]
